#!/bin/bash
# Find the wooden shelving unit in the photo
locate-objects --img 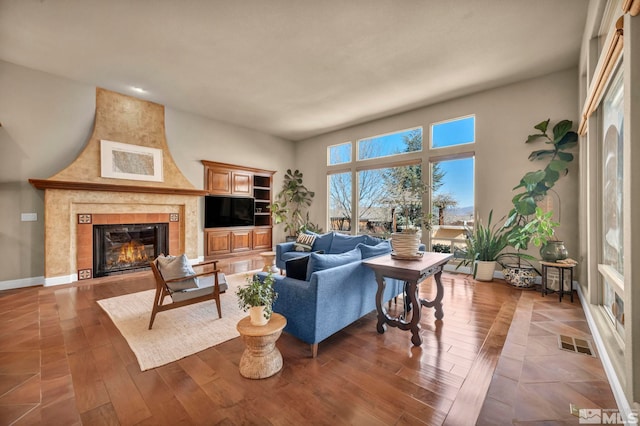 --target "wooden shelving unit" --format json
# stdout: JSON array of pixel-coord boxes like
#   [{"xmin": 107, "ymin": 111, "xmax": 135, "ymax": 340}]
[{"xmin": 201, "ymin": 161, "xmax": 275, "ymax": 258}]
